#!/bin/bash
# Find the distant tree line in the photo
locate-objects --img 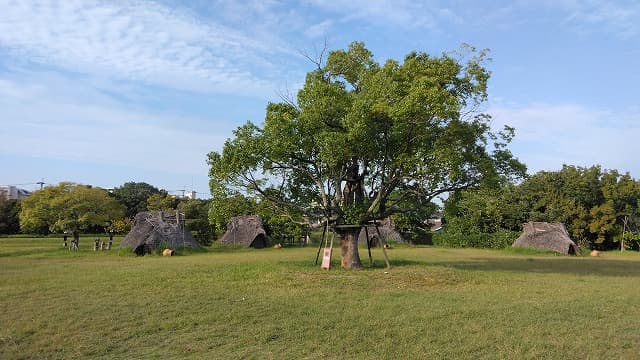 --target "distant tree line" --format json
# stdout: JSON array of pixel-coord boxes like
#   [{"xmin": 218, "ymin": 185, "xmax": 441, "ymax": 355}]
[
  {"xmin": 3, "ymin": 166, "xmax": 640, "ymax": 251},
  {"xmin": 0, "ymin": 181, "xmax": 215, "ymax": 246},
  {"xmin": 439, "ymin": 165, "xmax": 640, "ymax": 250}
]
